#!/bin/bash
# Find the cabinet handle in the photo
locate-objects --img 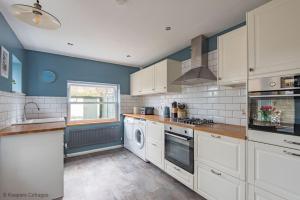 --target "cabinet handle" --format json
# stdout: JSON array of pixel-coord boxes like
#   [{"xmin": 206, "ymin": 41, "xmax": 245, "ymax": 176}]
[
  {"xmin": 284, "ymin": 140, "xmax": 300, "ymax": 146},
  {"xmin": 211, "ymin": 169, "xmax": 222, "ymax": 176},
  {"xmin": 211, "ymin": 134, "xmax": 221, "ymax": 139},
  {"xmin": 164, "ymin": 86, "xmax": 167, "ymax": 89},
  {"xmin": 151, "ymin": 143, "xmax": 157, "ymax": 147},
  {"xmin": 174, "ymin": 167, "xmax": 181, "ymax": 171},
  {"xmin": 283, "ymin": 150, "xmax": 300, "ymax": 157},
  {"xmin": 249, "ymin": 68, "xmax": 254, "ymax": 72},
  {"xmin": 218, "ymin": 77, "xmax": 222, "ymax": 81}
]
